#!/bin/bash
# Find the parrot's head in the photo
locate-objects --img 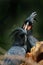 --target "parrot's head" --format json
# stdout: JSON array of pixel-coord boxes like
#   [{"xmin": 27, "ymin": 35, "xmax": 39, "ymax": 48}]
[{"xmin": 23, "ymin": 12, "xmax": 37, "ymax": 31}]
